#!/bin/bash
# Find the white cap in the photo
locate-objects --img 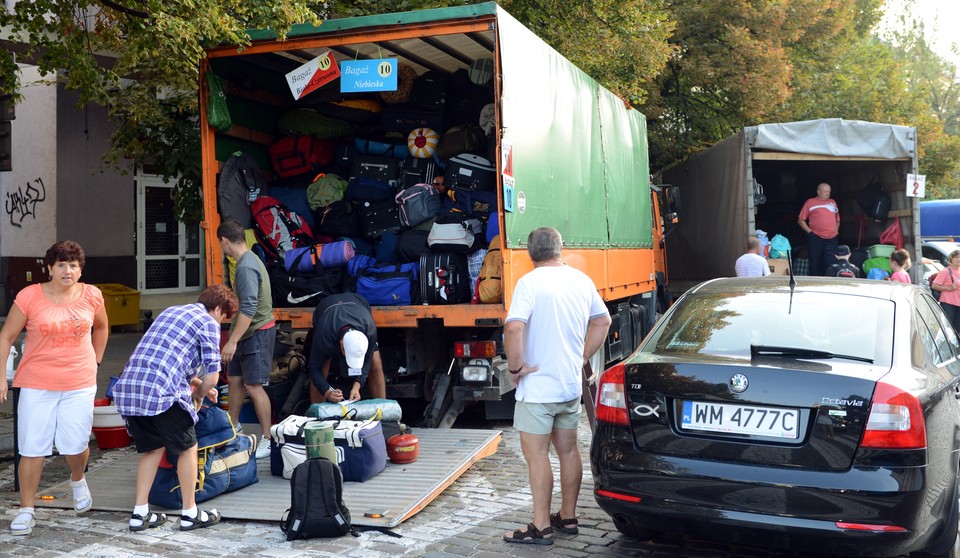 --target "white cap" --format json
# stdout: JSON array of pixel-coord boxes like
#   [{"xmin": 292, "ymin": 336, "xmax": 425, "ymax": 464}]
[{"xmin": 342, "ymin": 329, "xmax": 368, "ymax": 374}]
